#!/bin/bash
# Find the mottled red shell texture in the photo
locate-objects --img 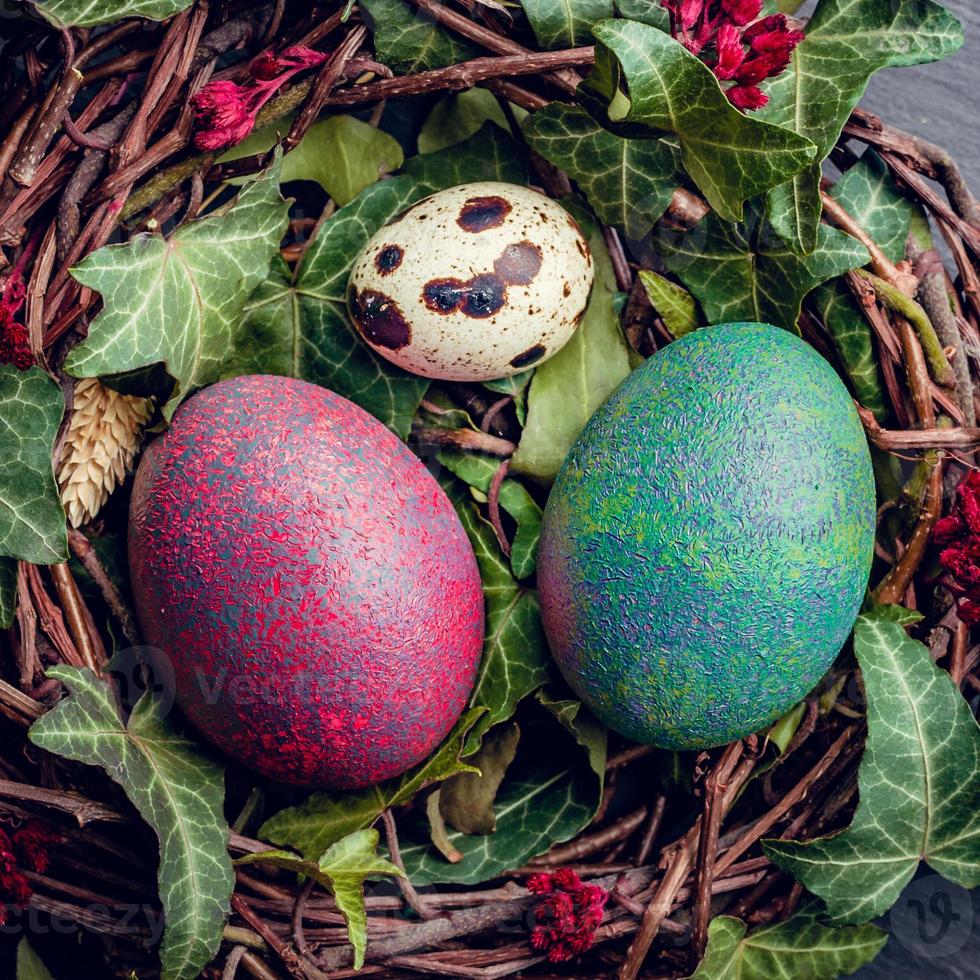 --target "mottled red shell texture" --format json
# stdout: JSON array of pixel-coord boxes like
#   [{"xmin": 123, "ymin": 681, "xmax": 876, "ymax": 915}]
[{"xmin": 128, "ymin": 375, "xmax": 485, "ymax": 789}]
